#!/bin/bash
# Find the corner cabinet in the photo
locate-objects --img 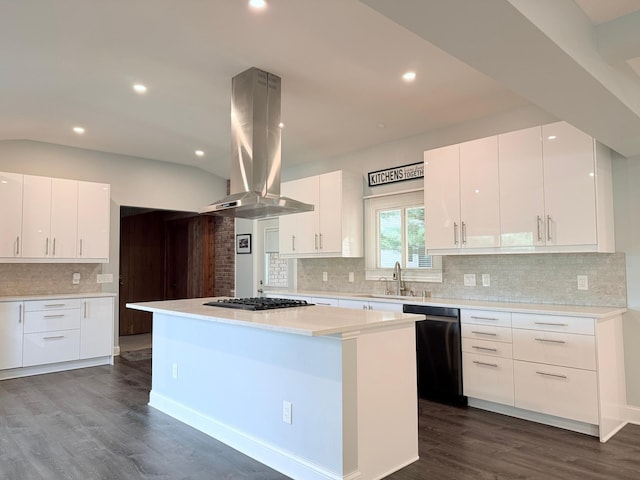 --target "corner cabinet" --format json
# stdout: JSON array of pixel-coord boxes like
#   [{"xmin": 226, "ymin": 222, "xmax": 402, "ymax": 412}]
[
  {"xmin": 0, "ymin": 172, "xmax": 110, "ymax": 263},
  {"xmin": 424, "ymin": 136, "xmax": 500, "ymax": 253},
  {"xmin": 425, "ymin": 121, "xmax": 615, "ymax": 255},
  {"xmin": 279, "ymin": 170, "xmax": 363, "ymax": 258}
]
